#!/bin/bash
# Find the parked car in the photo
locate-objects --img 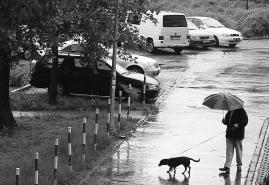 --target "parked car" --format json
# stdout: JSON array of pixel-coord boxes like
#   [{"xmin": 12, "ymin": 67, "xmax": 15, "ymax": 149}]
[
  {"xmin": 187, "ymin": 20, "xmax": 216, "ymax": 48},
  {"xmin": 127, "ymin": 11, "xmax": 190, "ymax": 53},
  {"xmin": 29, "ymin": 52, "xmax": 160, "ymax": 101},
  {"xmin": 59, "ymin": 40, "xmax": 161, "ymax": 76},
  {"xmin": 187, "ymin": 16, "xmax": 243, "ymax": 47}
]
